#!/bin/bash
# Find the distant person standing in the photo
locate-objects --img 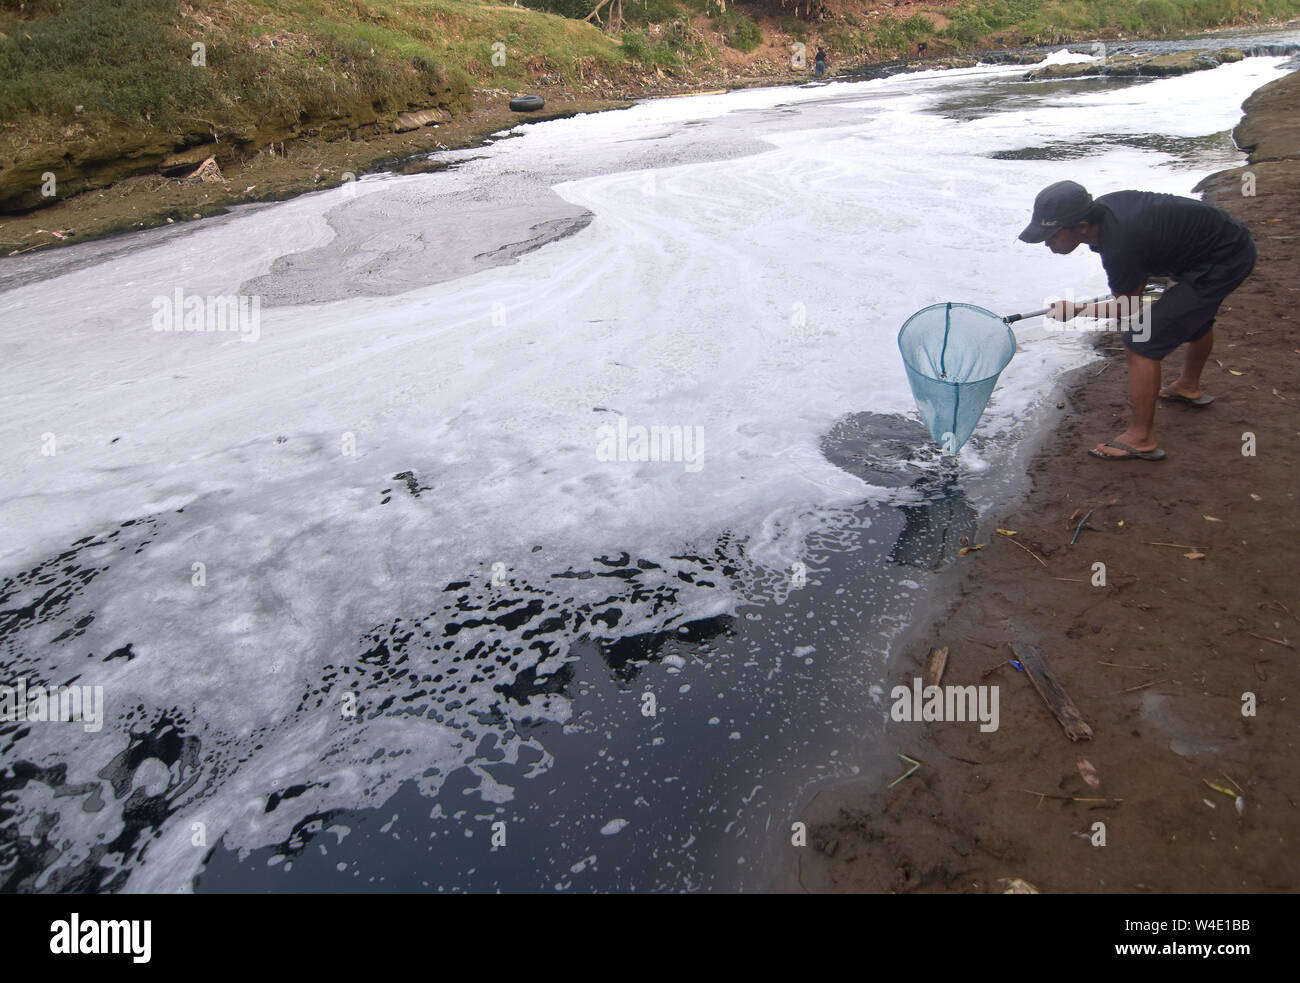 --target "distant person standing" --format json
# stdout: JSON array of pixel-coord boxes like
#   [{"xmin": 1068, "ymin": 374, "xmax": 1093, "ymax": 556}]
[{"xmin": 814, "ymin": 46, "xmax": 827, "ymax": 78}]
